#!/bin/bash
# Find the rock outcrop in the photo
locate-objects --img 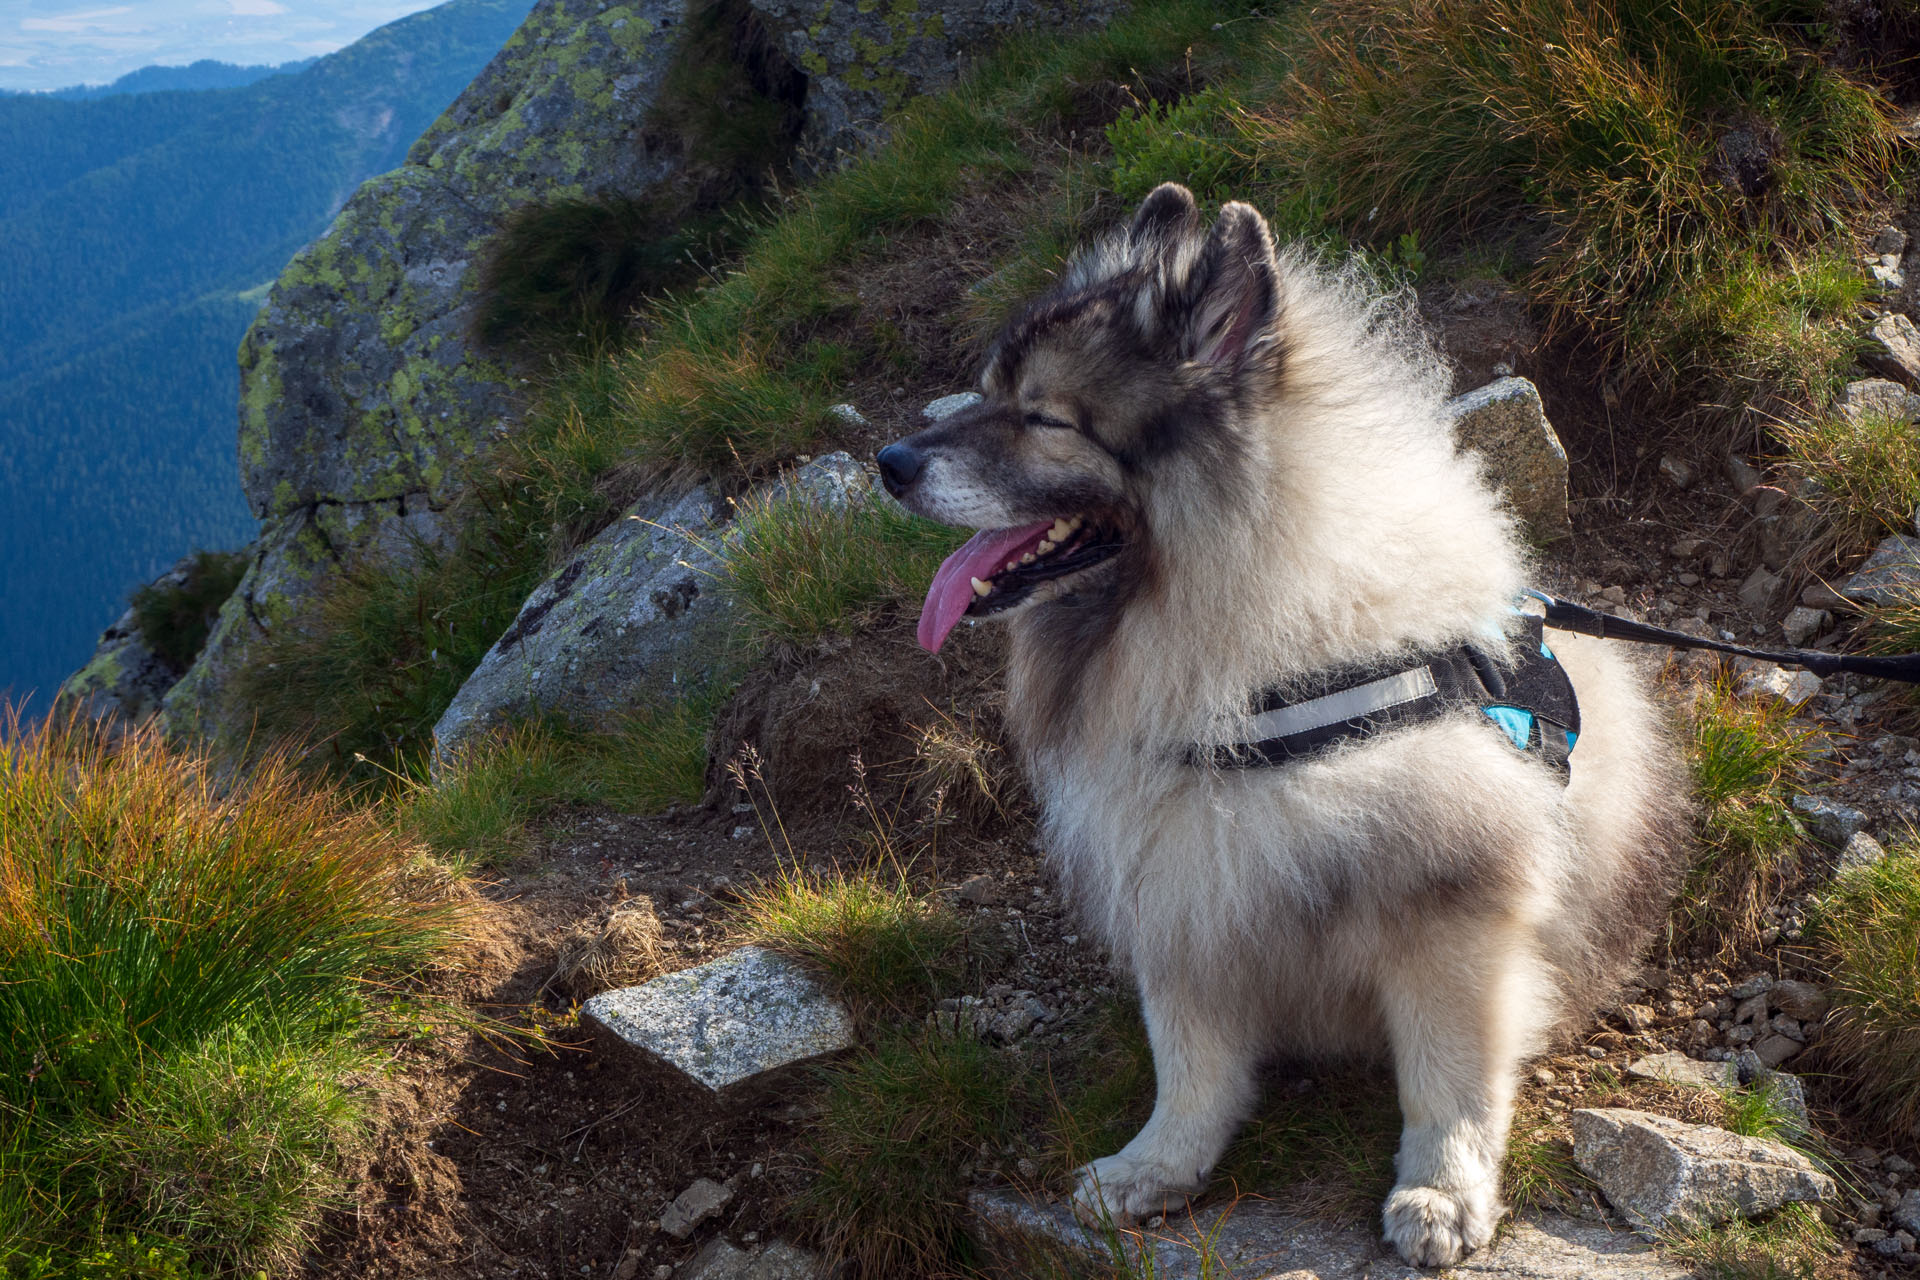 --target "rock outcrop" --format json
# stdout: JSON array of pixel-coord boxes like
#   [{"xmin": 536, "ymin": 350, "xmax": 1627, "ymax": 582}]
[
  {"xmin": 1570, "ymin": 1107, "xmax": 1834, "ymax": 1231},
  {"xmin": 163, "ymin": 0, "xmax": 715, "ymax": 745},
  {"xmin": 745, "ymin": 0, "xmax": 1118, "ymax": 164},
  {"xmin": 55, "ymin": 557, "xmax": 200, "ymax": 734}
]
